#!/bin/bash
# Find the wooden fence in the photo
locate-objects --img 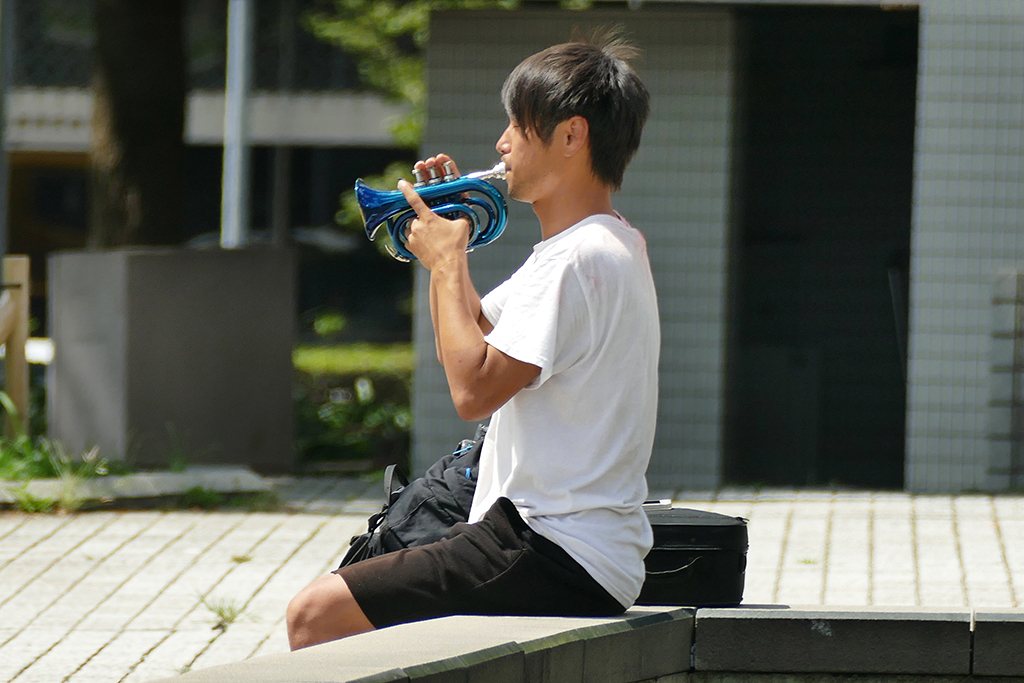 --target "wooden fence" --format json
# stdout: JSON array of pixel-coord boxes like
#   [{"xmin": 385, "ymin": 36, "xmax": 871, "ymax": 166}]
[{"xmin": 0, "ymin": 255, "xmax": 30, "ymax": 433}]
